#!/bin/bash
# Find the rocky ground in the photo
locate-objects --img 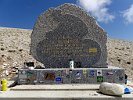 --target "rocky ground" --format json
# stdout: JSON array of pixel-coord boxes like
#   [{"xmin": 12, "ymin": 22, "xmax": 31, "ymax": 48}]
[
  {"xmin": 0, "ymin": 27, "xmax": 133, "ymax": 81},
  {"xmin": 107, "ymin": 38, "xmax": 133, "ymax": 81}
]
